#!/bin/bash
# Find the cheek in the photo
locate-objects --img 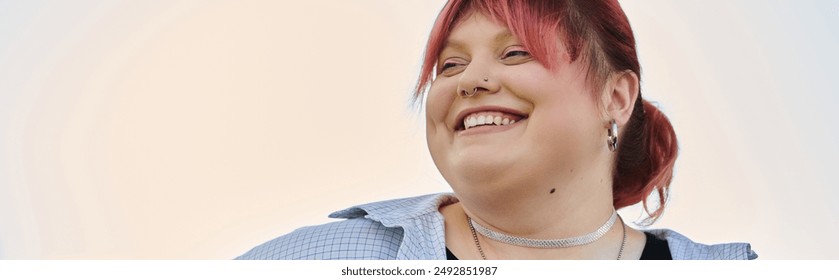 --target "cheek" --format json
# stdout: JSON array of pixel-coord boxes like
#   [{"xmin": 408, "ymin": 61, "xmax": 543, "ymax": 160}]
[
  {"xmin": 425, "ymin": 79, "xmax": 456, "ymax": 132},
  {"xmin": 532, "ymin": 106, "xmax": 579, "ymax": 145},
  {"xmin": 425, "ymin": 79, "xmax": 457, "ymax": 178},
  {"xmin": 518, "ymin": 76, "xmax": 602, "ymax": 160}
]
